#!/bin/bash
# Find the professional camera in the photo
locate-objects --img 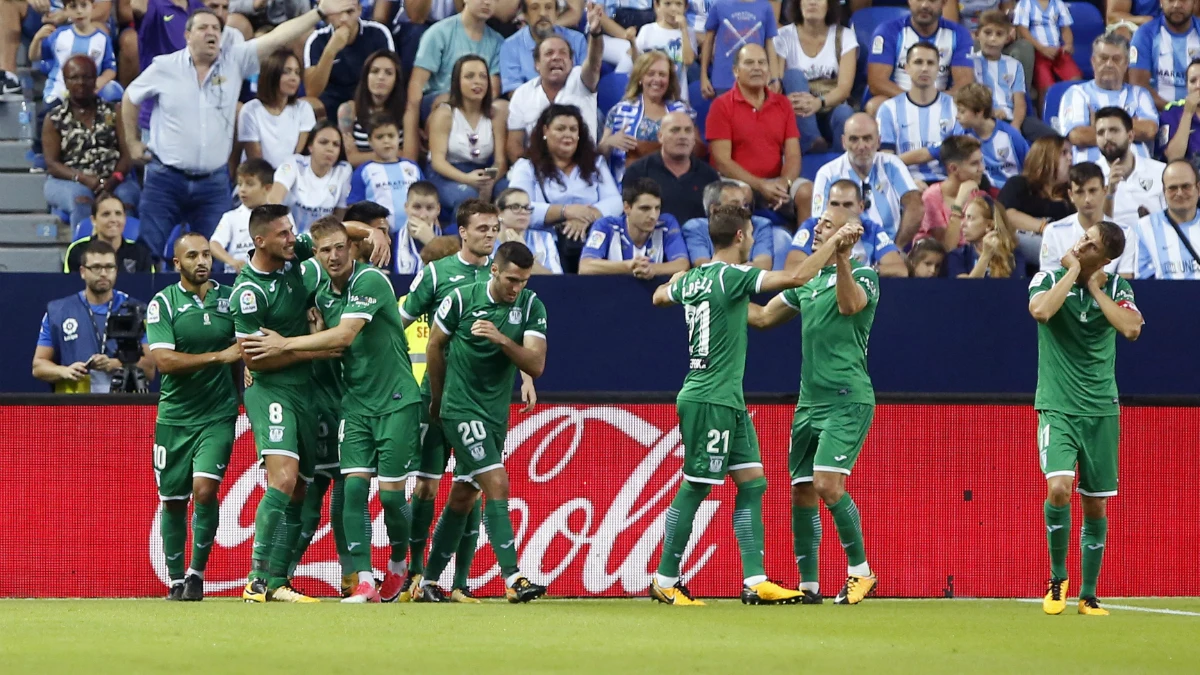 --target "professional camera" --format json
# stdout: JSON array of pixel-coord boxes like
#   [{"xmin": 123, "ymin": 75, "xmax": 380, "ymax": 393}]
[{"xmin": 106, "ymin": 302, "xmax": 149, "ymax": 393}]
